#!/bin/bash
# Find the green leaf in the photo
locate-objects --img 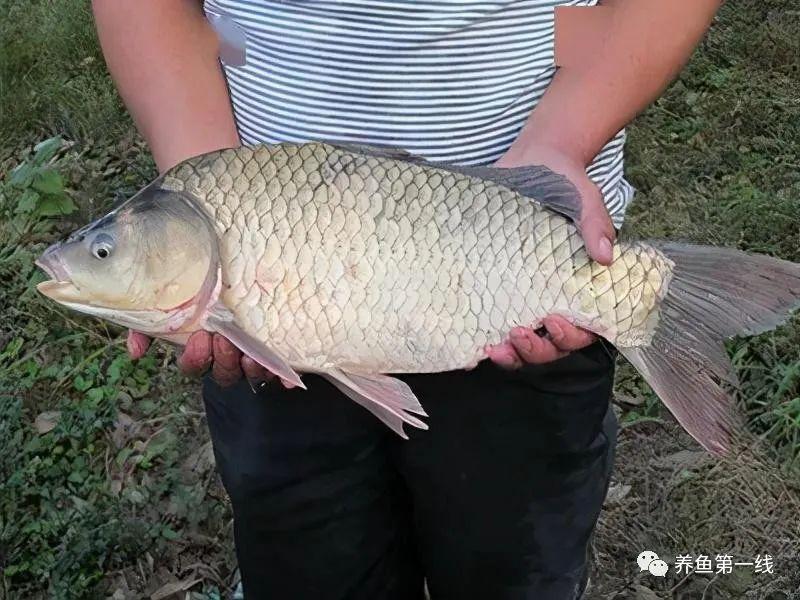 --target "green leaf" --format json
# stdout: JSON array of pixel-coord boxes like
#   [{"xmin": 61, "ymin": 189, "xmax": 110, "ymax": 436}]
[
  {"xmin": 33, "ymin": 137, "xmax": 63, "ymax": 165},
  {"xmin": 73, "ymin": 374, "xmax": 93, "ymax": 392},
  {"xmin": 138, "ymin": 399, "xmax": 157, "ymax": 414},
  {"xmin": 15, "ymin": 189, "xmax": 40, "ymax": 214},
  {"xmin": 86, "ymin": 387, "xmax": 104, "ymax": 403},
  {"xmin": 32, "ymin": 170, "xmax": 64, "ymax": 195},
  {"xmin": 1, "ymin": 336, "xmax": 24, "ymax": 359},
  {"xmin": 161, "ymin": 527, "xmax": 180, "ymax": 540},
  {"xmin": 3, "ymin": 564, "xmax": 24, "ymax": 577},
  {"xmin": 37, "ymin": 194, "xmax": 77, "ymax": 217},
  {"xmin": 115, "ymin": 447, "xmax": 134, "ymax": 467},
  {"xmin": 68, "ymin": 470, "xmax": 85, "ymax": 483},
  {"xmin": 621, "ymin": 411, "xmax": 640, "ymax": 424},
  {"xmin": 58, "ymin": 195, "xmax": 78, "ymax": 214},
  {"xmin": 9, "ymin": 162, "xmax": 34, "ymax": 187},
  {"xmin": 106, "ymin": 356, "xmax": 127, "ymax": 384}
]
